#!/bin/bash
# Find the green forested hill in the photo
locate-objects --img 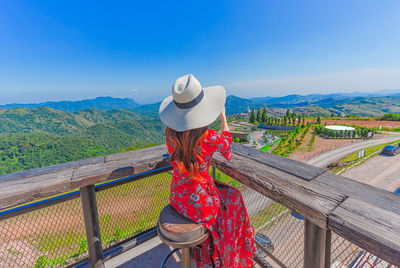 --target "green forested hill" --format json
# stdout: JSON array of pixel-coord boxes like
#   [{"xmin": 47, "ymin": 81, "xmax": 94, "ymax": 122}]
[
  {"xmin": 0, "ymin": 133, "xmax": 106, "ymax": 173},
  {"xmin": 0, "ymin": 107, "xmax": 165, "ymax": 174},
  {"xmin": 0, "ymin": 107, "xmax": 152, "ymax": 135}
]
